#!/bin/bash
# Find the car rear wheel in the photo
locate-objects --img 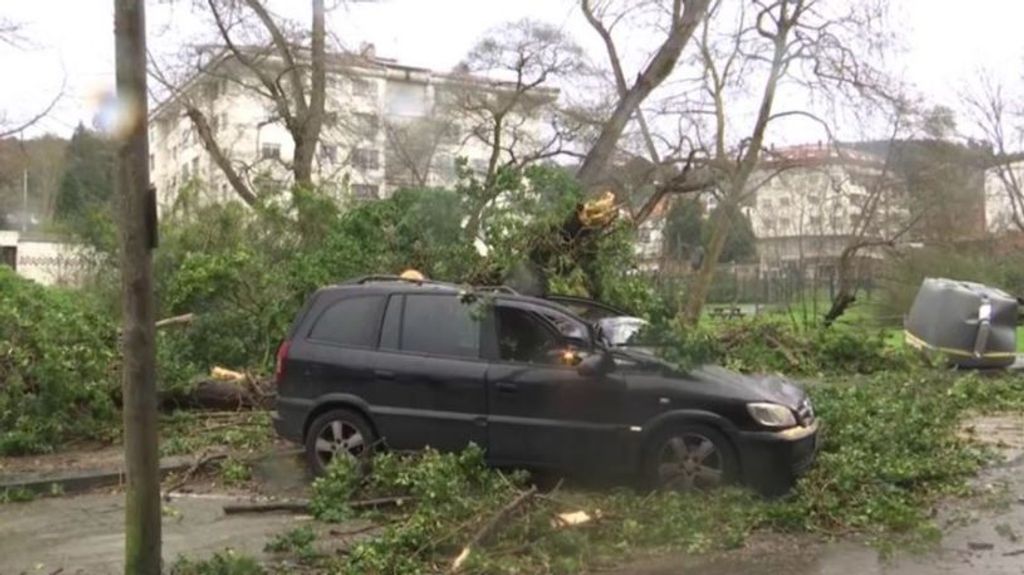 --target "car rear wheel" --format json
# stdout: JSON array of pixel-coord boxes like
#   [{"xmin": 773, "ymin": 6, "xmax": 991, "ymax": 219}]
[
  {"xmin": 305, "ymin": 408, "xmax": 376, "ymax": 476},
  {"xmin": 643, "ymin": 424, "xmax": 738, "ymax": 492}
]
